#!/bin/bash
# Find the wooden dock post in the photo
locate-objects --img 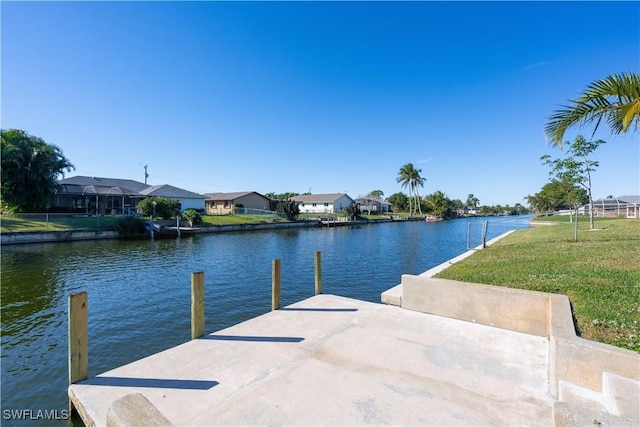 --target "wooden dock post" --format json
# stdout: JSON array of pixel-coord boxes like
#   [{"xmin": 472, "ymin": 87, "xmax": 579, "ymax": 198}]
[
  {"xmin": 191, "ymin": 272, "xmax": 205, "ymax": 340},
  {"xmin": 272, "ymin": 259, "xmax": 281, "ymax": 311},
  {"xmin": 68, "ymin": 292, "xmax": 88, "ymax": 385},
  {"xmin": 314, "ymin": 251, "xmax": 322, "ymax": 295}
]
